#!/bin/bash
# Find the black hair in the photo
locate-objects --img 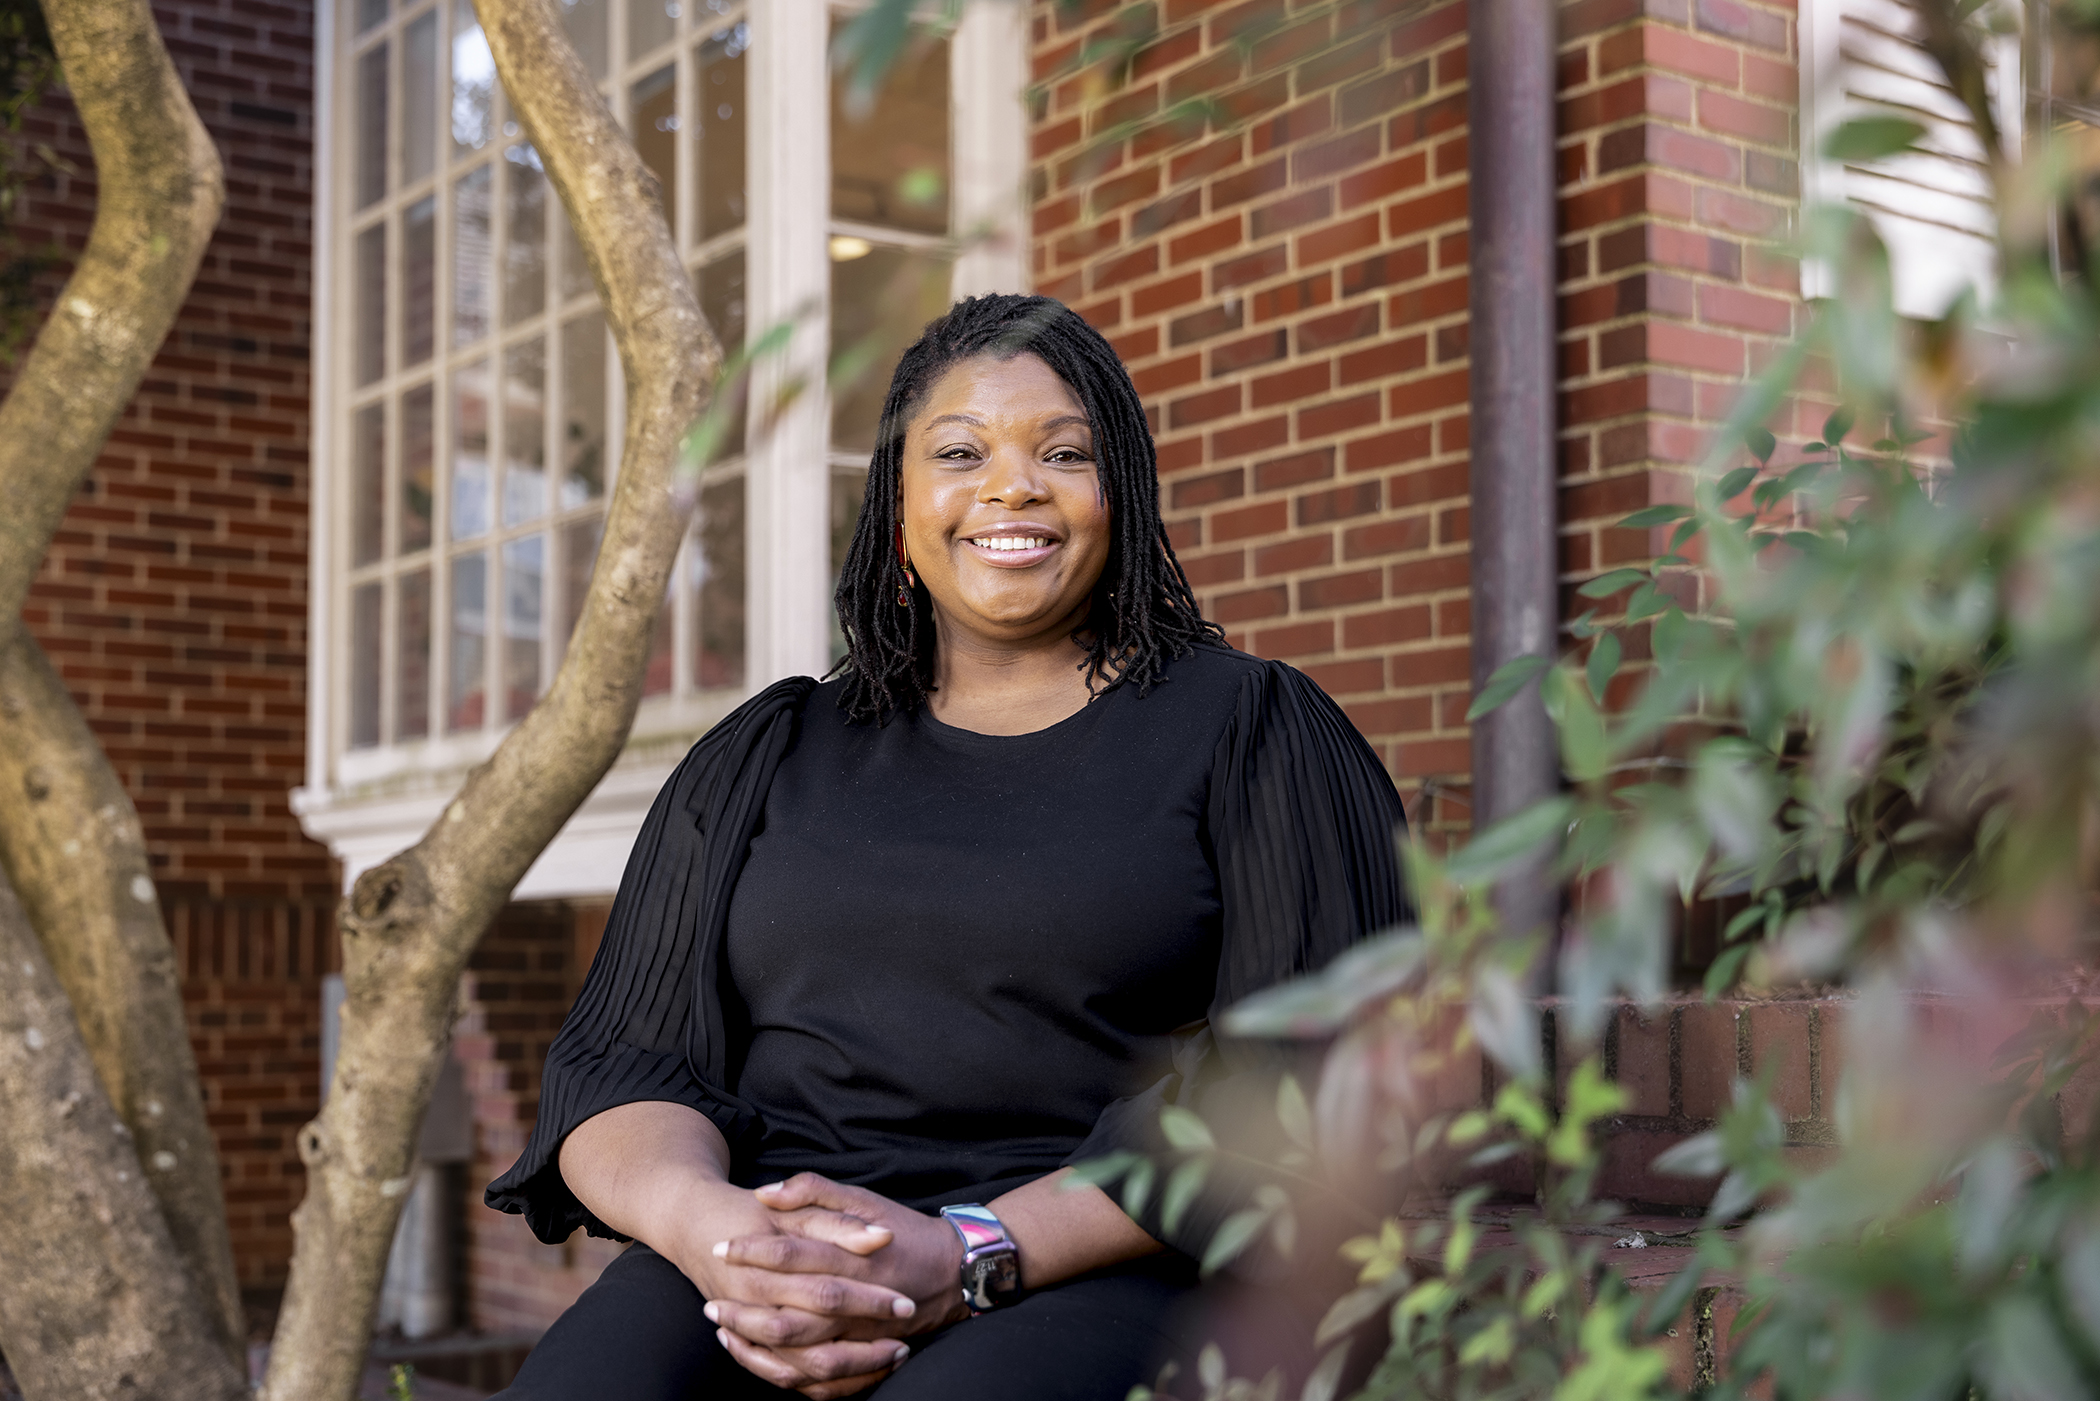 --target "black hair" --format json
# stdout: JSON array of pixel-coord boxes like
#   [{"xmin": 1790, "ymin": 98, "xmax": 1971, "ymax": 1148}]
[{"xmin": 831, "ymin": 293, "xmax": 1223, "ymax": 723}]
